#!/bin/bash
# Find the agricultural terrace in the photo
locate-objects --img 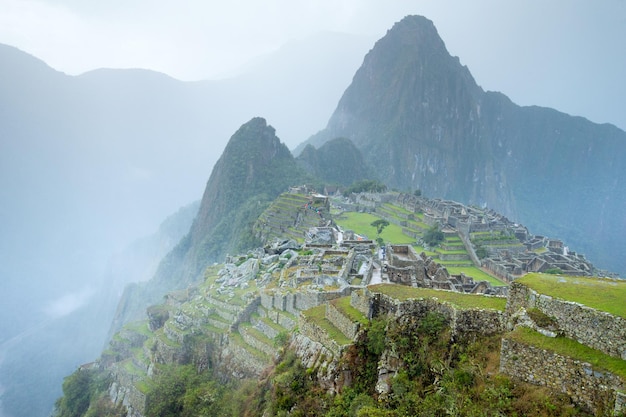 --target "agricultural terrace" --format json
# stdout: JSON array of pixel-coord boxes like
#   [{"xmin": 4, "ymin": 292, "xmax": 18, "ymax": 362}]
[
  {"xmin": 517, "ymin": 273, "xmax": 626, "ymax": 319},
  {"xmin": 446, "ymin": 267, "xmax": 506, "ymax": 287},
  {"xmin": 368, "ymin": 283, "xmax": 507, "ymax": 311},
  {"xmin": 334, "ymin": 211, "xmax": 415, "ymax": 244},
  {"xmin": 335, "ymin": 210, "xmax": 504, "ymax": 285},
  {"xmin": 507, "ymin": 326, "xmax": 626, "ymax": 380}
]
